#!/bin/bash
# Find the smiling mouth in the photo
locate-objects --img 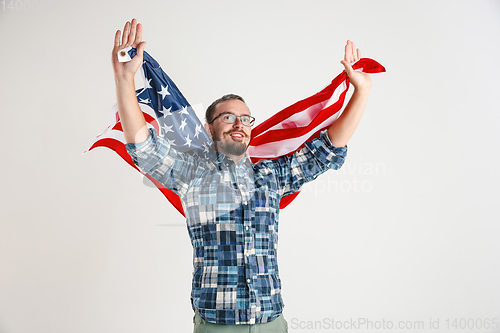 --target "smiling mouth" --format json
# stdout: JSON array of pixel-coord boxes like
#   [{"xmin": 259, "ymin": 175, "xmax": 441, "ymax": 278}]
[
  {"xmin": 230, "ymin": 133, "xmax": 244, "ymax": 140},
  {"xmin": 225, "ymin": 130, "xmax": 247, "ymax": 140}
]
